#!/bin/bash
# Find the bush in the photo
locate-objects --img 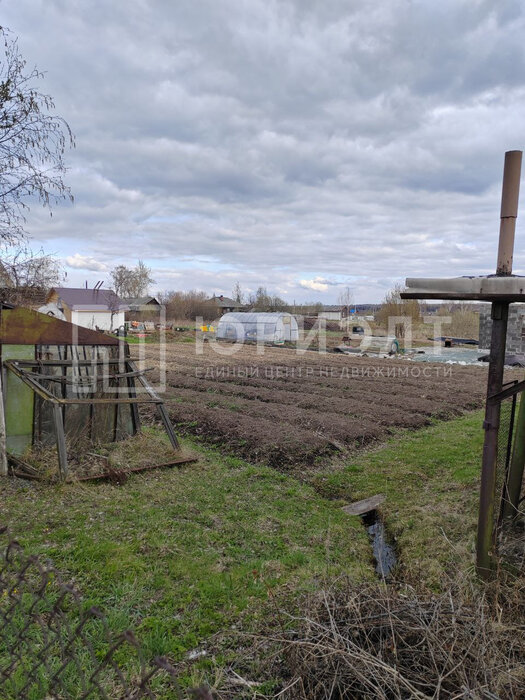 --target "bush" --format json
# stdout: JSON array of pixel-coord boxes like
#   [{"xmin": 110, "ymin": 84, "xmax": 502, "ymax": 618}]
[{"xmin": 160, "ymin": 290, "xmax": 218, "ymax": 322}]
